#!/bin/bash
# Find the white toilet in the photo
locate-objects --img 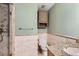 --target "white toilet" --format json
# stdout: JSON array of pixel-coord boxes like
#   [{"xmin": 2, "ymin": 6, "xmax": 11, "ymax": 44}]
[
  {"xmin": 38, "ymin": 33, "xmax": 47, "ymax": 56},
  {"xmin": 63, "ymin": 47, "xmax": 79, "ymax": 56}
]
